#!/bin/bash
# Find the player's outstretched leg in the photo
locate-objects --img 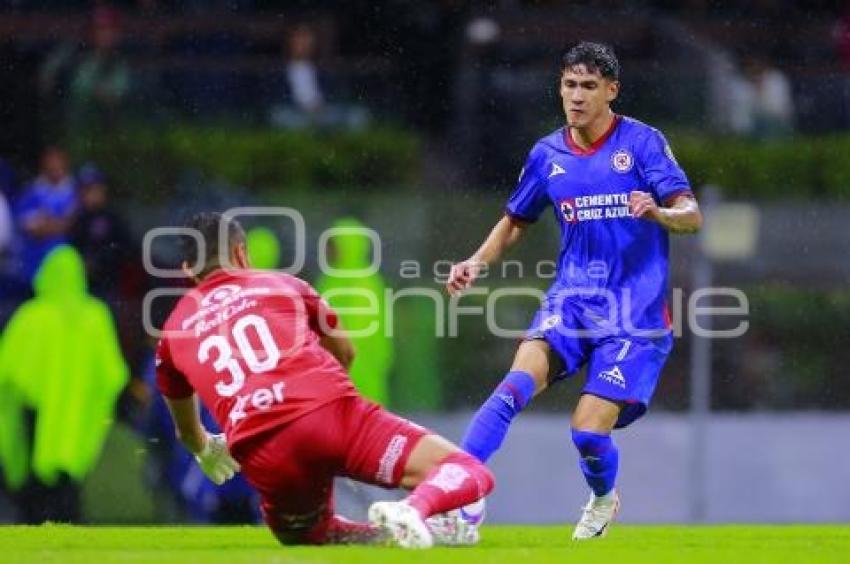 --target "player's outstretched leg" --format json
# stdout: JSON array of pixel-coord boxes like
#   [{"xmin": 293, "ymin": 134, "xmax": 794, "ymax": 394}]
[
  {"xmin": 368, "ymin": 434, "xmax": 495, "ymax": 549},
  {"xmin": 570, "ymin": 394, "xmax": 621, "ymax": 540},
  {"xmin": 450, "ymin": 340, "xmax": 548, "ymax": 534},
  {"xmin": 460, "ymin": 370, "xmax": 536, "ymax": 462},
  {"xmin": 460, "ymin": 339, "xmax": 549, "ymax": 462}
]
